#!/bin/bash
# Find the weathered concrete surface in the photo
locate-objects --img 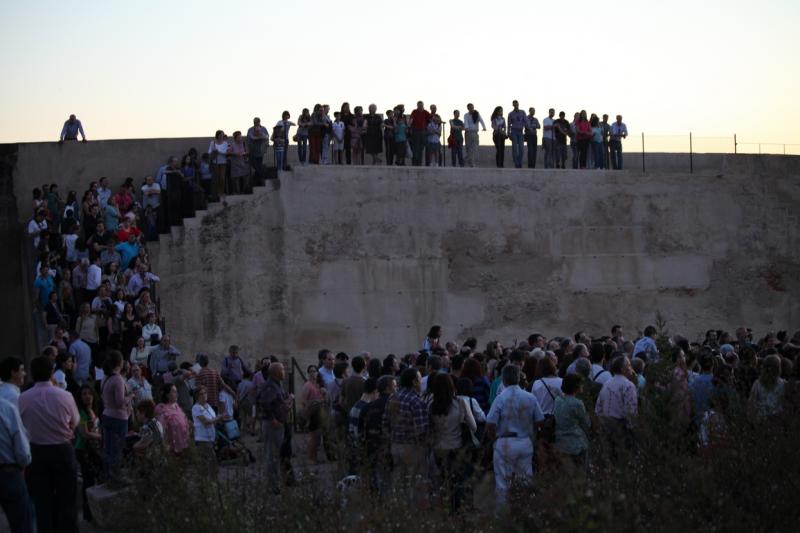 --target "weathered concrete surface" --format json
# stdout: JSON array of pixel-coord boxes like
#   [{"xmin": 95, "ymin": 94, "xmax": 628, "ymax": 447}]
[
  {"xmin": 149, "ymin": 162, "xmax": 800, "ymax": 367},
  {"xmin": 3, "ymin": 136, "xmax": 768, "ymax": 223}
]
